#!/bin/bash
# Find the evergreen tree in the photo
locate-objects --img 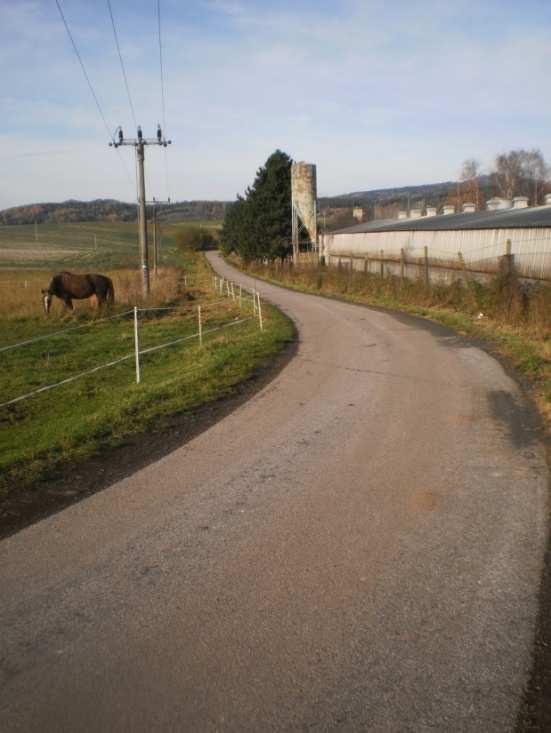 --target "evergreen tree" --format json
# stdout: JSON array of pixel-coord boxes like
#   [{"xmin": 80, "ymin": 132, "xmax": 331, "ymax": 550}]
[{"xmin": 221, "ymin": 150, "xmax": 292, "ymax": 262}]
